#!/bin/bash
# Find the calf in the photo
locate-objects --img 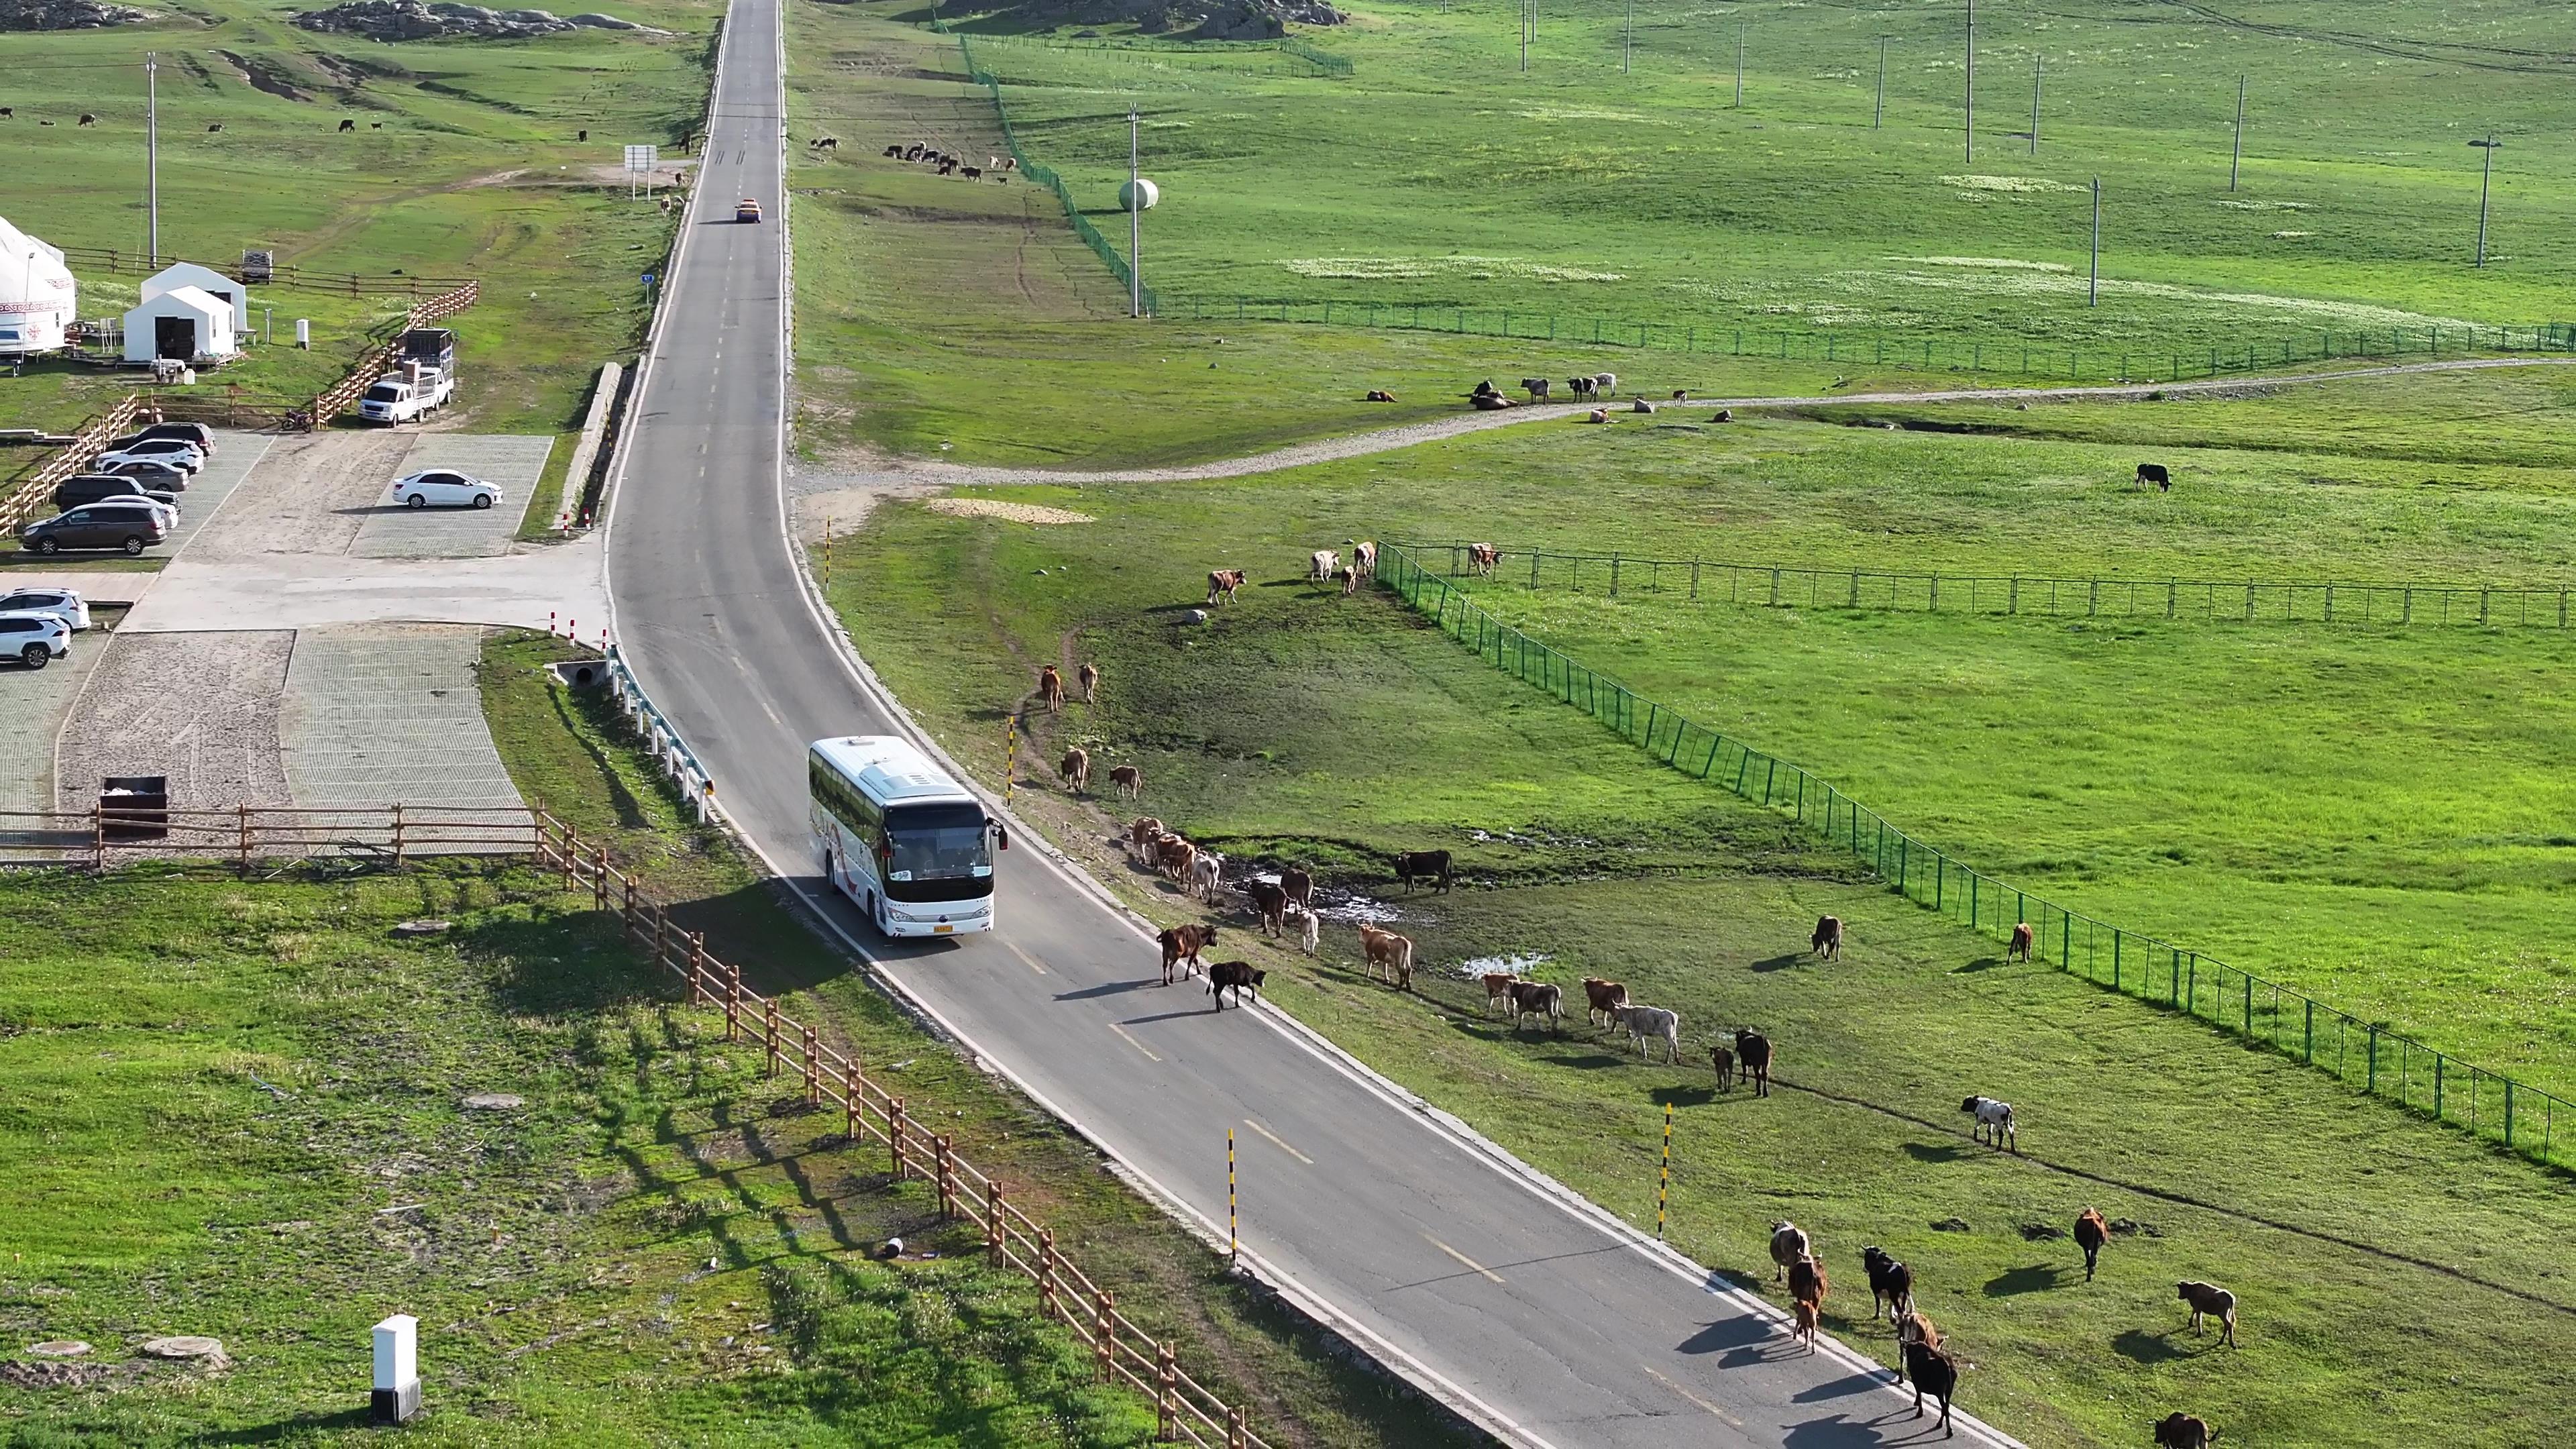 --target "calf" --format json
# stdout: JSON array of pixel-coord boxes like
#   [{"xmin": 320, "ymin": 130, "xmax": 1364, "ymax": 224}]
[
  {"xmin": 1521, "ymin": 376, "xmax": 1551, "ymax": 402},
  {"xmin": 1358, "ymin": 922, "xmax": 1414, "ymax": 990},
  {"xmin": 1902, "ymin": 1340, "xmax": 1960, "ymax": 1438},
  {"xmin": 1109, "ymin": 763, "xmax": 1143, "ymax": 799},
  {"xmin": 78, "ymin": 113, "xmax": 97, "ymax": 126},
  {"xmin": 1207, "ymin": 960, "xmax": 1264, "ymax": 1010},
  {"xmin": 1077, "ymin": 660, "xmax": 1100, "ymax": 703},
  {"xmin": 2136, "ymin": 462, "xmax": 2171, "ymax": 492},
  {"xmin": 1206, "ymin": 568, "xmax": 1245, "ymax": 604},
  {"xmin": 1862, "ymin": 1246, "xmax": 1913, "ymax": 1321},
  {"xmin": 1811, "ymin": 914, "xmax": 1843, "ymax": 961},
  {"xmin": 1768, "ymin": 1222, "xmax": 1810, "ymax": 1283},
  {"xmin": 1467, "ymin": 542, "xmax": 1500, "ymax": 577},
  {"xmin": 1788, "ymin": 1256, "xmax": 1828, "ymax": 1322},
  {"xmin": 1038, "ymin": 663, "xmax": 1066, "ymax": 711},
  {"xmin": 1615, "ymin": 1003, "xmax": 1681, "ymax": 1063},
  {"xmin": 1734, "ymin": 1028, "xmax": 1774, "ymax": 1097},
  {"xmin": 1961, "ymin": 1095, "xmax": 2016, "ymax": 1152},
  {"xmin": 938, "ymin": 160, "xmax": 957, "ymax": 176},
  {"xmin": 1309, "ymin": 549, "xmax": 1340, "ymax": 584},
  {"xmin": 2008, "ymin": 921, "xmax": 2035, "ymax": 962},
  {"xmin": 1290, "ymin": 903, "xmax": 1320, "ymax": 955},
  {"xmin": 1058, "ymin": 747, "xmax": 1091, "ymax": 796},
  {"xmin": 339, "ymin": 117, "xmax": 356, "ymax": 131},
  {"xmin": 1157, "ymin": 835, "xmax": 1197, "ymax": 887},
  {"xmin": 1792, "ymin": 1299, "xmax": 1820, "ymax": 1355},
  {"xmin": 1339, "ymin": 565, "xmax": 1359, "ymax": 597},
  {"xmin": 1483, "ymin": 973, "xmax": 1520, "ymax": 1017},
  {"xmin": 1507, "ymin": 979, "xmax": 1561, "ymax": 1032},
  {"xmin": 1709, "ymin": 1042, "xmax": 1733, "ymax": 1085},
  {"xmin": 2152, "ymin": 1413, "xmax": 2217, "ymax": 1449},
  {"xmin": 2176, "ymin": 1281, "xmax": 2237, "ymax": 1346},
  {"xmin": 1191, "ymin": 849, "xmax": 1225, "ymax": 905},
  {"xmin": 1581, "ymin": 977, "xmax": 1627, "ymax": 1027},
  {"xmin": 1127, "ymin": 816, "xmax": 1166, "ymax": 865},
  {"xmin": 1158, "ymin": 922, "xmax": 1217, "ymax": 985},
  {"xmin": 1246, "ymin": 878, "xmax": 1289, "ymax": 937},
  {"xmin": 1393, "ymin": 849, "xmax": 1452, "ymax": 894},
  {"xmin": 1350, "ymin": 539, "xmax": 1378, "ymax": 578},
  {"xmin": 2074, "ymin": 1208, "xmax": 2108, "ymax": 1281}
]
